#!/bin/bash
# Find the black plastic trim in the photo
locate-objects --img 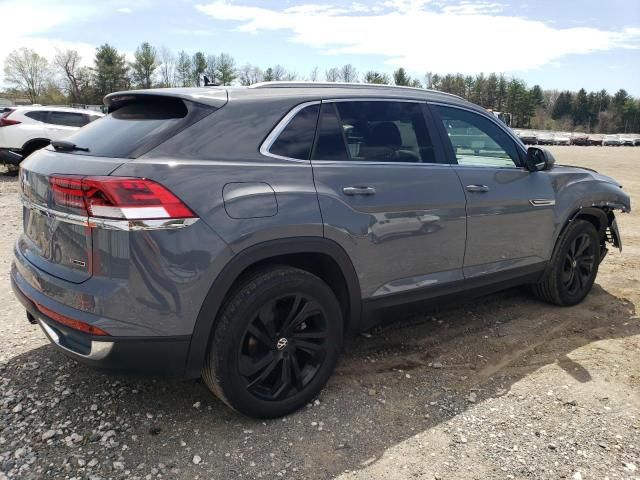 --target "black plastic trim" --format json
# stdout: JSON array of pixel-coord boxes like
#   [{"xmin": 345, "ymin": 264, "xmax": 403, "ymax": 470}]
[
  {"xmin": 184, "ymin": 237, "xmax": 362, "ymax": 378},
  {"xmin": 361, "ymin": 262, "xmax": 546, "ymax": 331},
  {"xmin": 12, "ymin": 276, "xmax": 190, "ymax": 376}
]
